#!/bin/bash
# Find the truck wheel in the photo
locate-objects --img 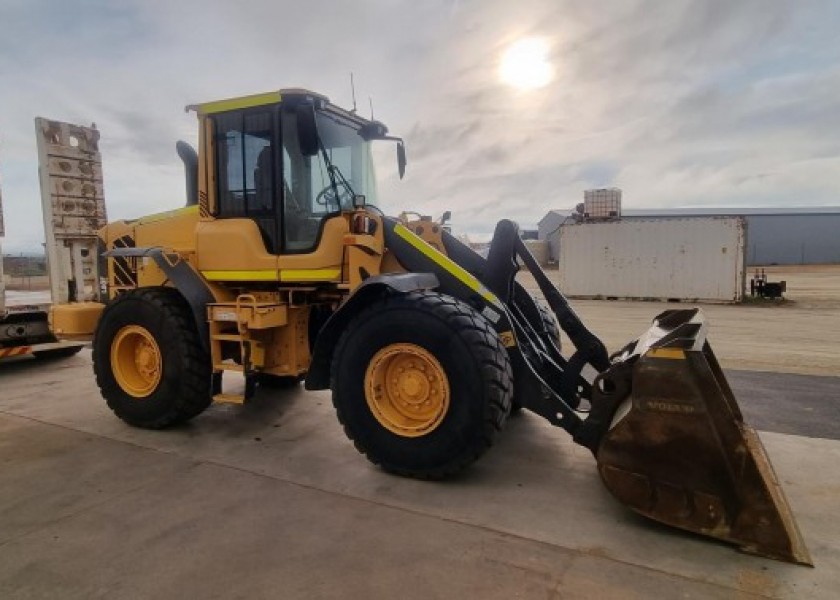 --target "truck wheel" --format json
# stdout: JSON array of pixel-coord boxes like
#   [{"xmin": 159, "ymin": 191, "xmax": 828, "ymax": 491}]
[
  {"xmin": 33, "ymin": 346, "xmax": 83, "ymax": 360},
  {"xmin": 331, "ymin": 291, "xmax": 513, "ymax": 479},
  {"xmin": 93, "ymin": 288, "xmax": 211, "ymax": 429}
]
